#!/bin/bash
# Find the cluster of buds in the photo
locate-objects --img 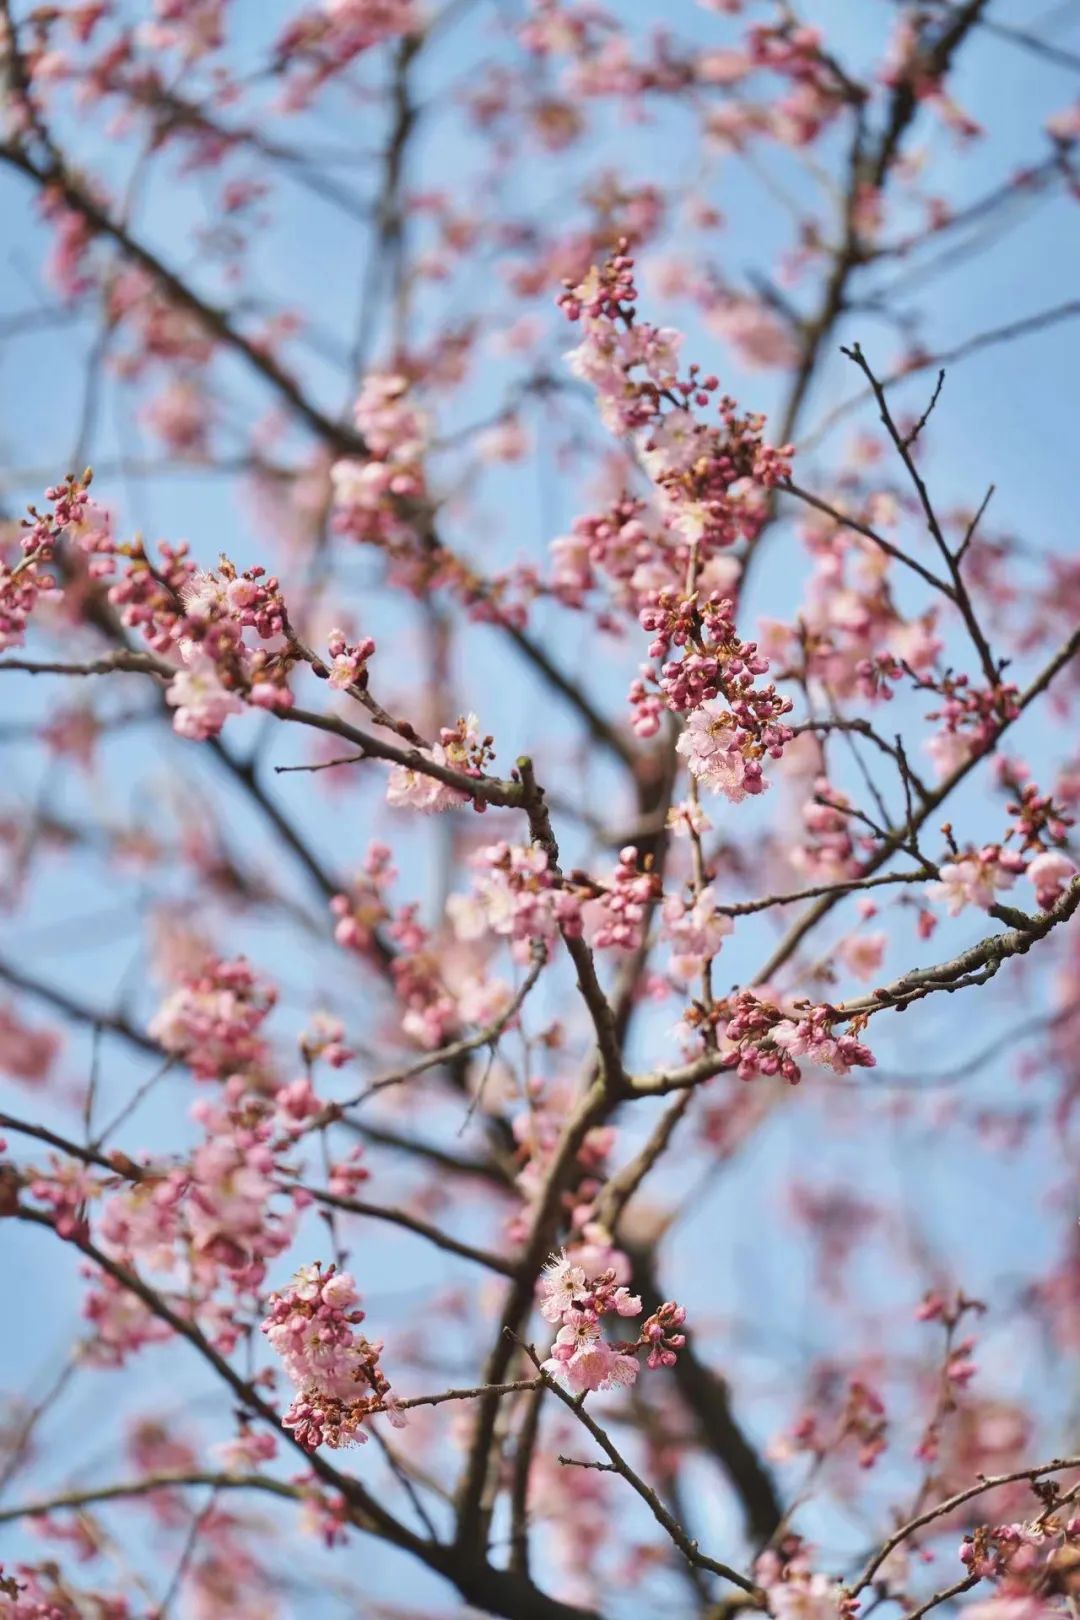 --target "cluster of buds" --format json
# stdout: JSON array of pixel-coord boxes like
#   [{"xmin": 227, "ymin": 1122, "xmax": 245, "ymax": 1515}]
[
  {"xmin": 773, "ymin": 1377, "xmax": 888, "ymax": 1472},
  {"xmin": 960, "ymin": 1514, "xmax": 1080, "ymax": 1601},
  {"xmin": 685, "ymin": 991, "xmax": 876, "ymax": 1082},
  {"xmin": 583, "ymin": 845, "xmax": 660, "ymax": 950},
  {"xmin": 640, "ymin": 1301, "xmax": 689, "ymax": 1370},
  {"xmin": 856, "ymin": 650, "xmax": 905, "ymax": 703},
  {"xmin": 629, "ymin": 591, "xmax": 793, "ymax": 791},
  {"xmin": 1001, "ymin": 773, "xmax": 1075, "ymax": 853},
  {"xmin": 0, "ymin": 472, "xmax": 93, "ymax": 653},
  {"xmin": 923, "ymin": 673, "xmax": 1020, "ymax": 780},
  {"xmin": 914, "ymin": 1290, "xmax": 985, "ymax": 1465},
  {"xmin": 792, "ymin": 780, "xmax": 861, "ymax": 882},
  {"xmin": 549, "ymin": 495, "xmax": 654, "ymax": 610},
  {"xmin": 642, "ymin": 392, "xmax": 791, "ymax": 552},
  {"xmin": 276, "ymin": 0, "xmax": 422, "ymax": 109},
  {"xmin": 110, "ymin": 544, "xmax": 296, "ymax": 736},
  {"xmin": 389, "ymin": 920, "xmax": 461, "ymax": 1049},
  {"xmin": 97, "ymin": 1091, "xmax": 298, "ymax": 1307},
  {"xmin": 559, "ymin": 245, "xmax": 790, "ymax": 516},
  {"xmin": 558, "ymin": 246, "xmax": 795, "ymax": 790}
]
